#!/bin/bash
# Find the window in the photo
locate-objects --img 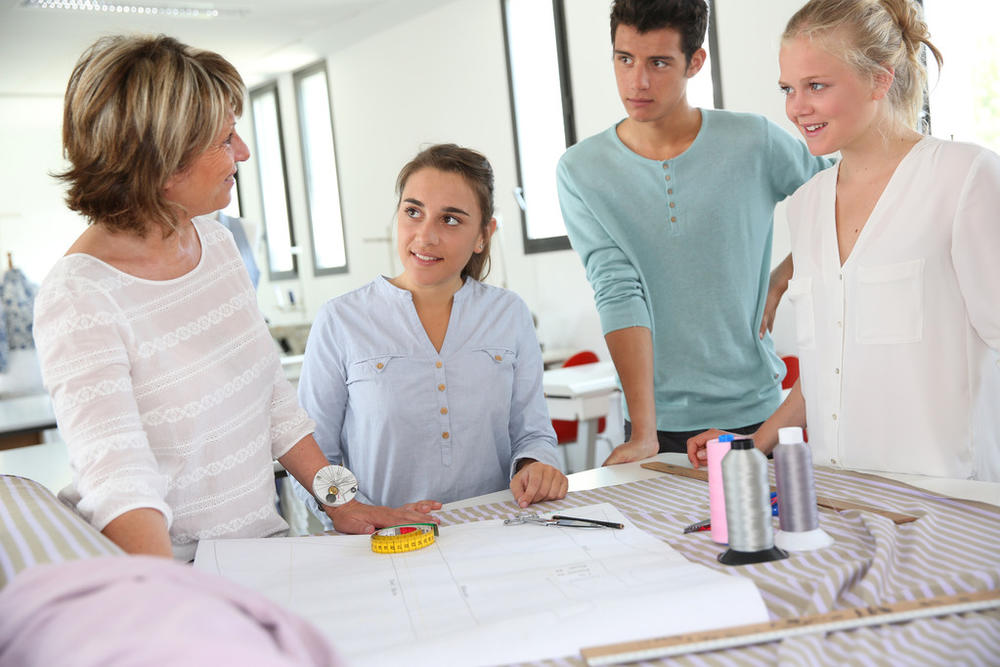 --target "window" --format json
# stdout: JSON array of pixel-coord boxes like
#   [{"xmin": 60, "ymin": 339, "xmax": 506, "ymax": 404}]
[
  {"xmin": 250, "ymin": 83, "xmax": 297, "ymax": 279},
  {"xmin": 923, "ymin": 0, "xmax": 1000, "ymax": 153},
  {"xmin": 502, "ymin": 0, "xmax": 573, "ymax": 253},
  {"xmin": 294, "ymin": 62, "xmax": 348, "ymax": 275},
  {"xmin": 502, "ymin": 0, "xmax": 722, "ymax": 253}
]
